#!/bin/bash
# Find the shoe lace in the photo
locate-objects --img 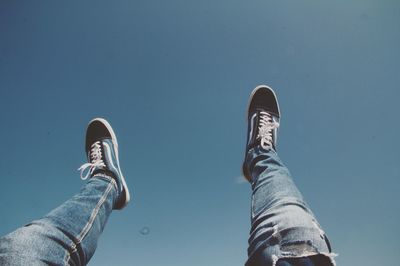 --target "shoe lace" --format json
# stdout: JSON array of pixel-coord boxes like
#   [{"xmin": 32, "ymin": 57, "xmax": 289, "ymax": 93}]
[
  {"xmin": 78, "ymin": 141, "xmax": 106, "ymax": 180},
  {"xmin": 257, "ymin": 111, "xmax": 280, "ymax": 150}
]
